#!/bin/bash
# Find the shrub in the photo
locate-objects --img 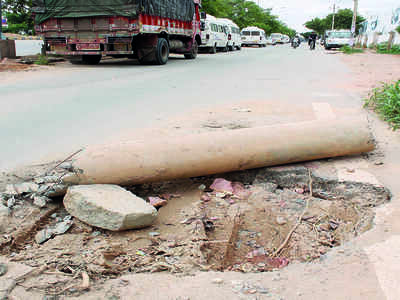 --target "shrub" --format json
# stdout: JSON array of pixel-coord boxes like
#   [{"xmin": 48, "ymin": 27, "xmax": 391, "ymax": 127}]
[
  {"xmin": 340, "ymin": 45, "xmax": 364, "ymax": 54},
  {"xmin": 376, "ymin": 42, "xmax": 400, "ymax": 54},
  {"xmin": 364, "ymin": 80, "xmax": 400, "ymax": 130},
  {"xmin": 34, "ymin": 55, "xmax": 49, "ymax": 65}
]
